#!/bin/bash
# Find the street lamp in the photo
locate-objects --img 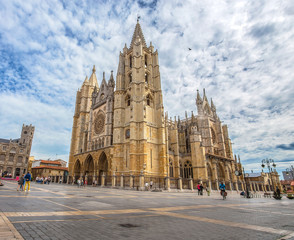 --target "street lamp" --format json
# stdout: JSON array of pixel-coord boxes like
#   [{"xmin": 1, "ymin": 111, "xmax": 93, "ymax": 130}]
[
  {"xmin": 261, "ymin": 158, "xmax": 276, "ymax": 191},
  {"xmin": 286, "ymin": 165, "xmax": 294, "ymax": 180},
  {"xmin": 242, "ymin": 167, "xmax": 251, "ymax": 198}
]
